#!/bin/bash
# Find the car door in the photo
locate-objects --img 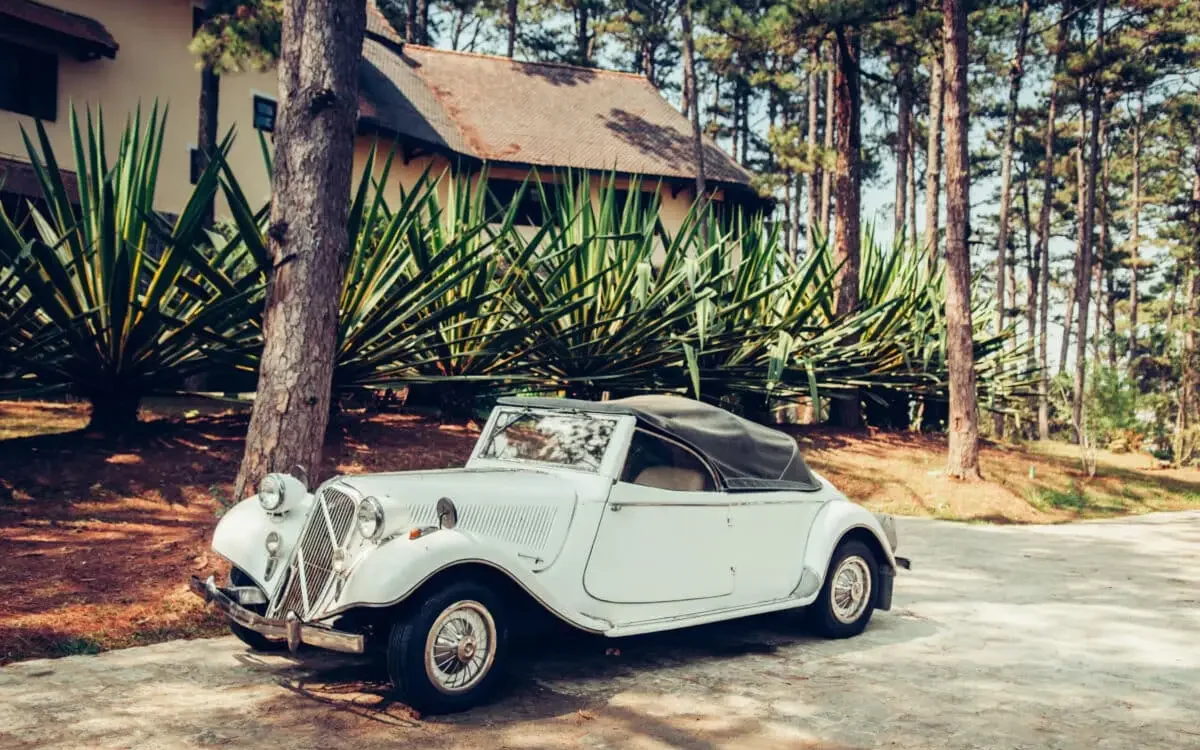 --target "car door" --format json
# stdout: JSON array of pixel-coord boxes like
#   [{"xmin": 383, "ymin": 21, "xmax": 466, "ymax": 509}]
[
  {"xmin": 583, "ymin": 430, "xmax": 734, "ymax": 605},
  {"xmin": 728, "ymin": 482, "xmax": 830, "ymax": 602}
]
